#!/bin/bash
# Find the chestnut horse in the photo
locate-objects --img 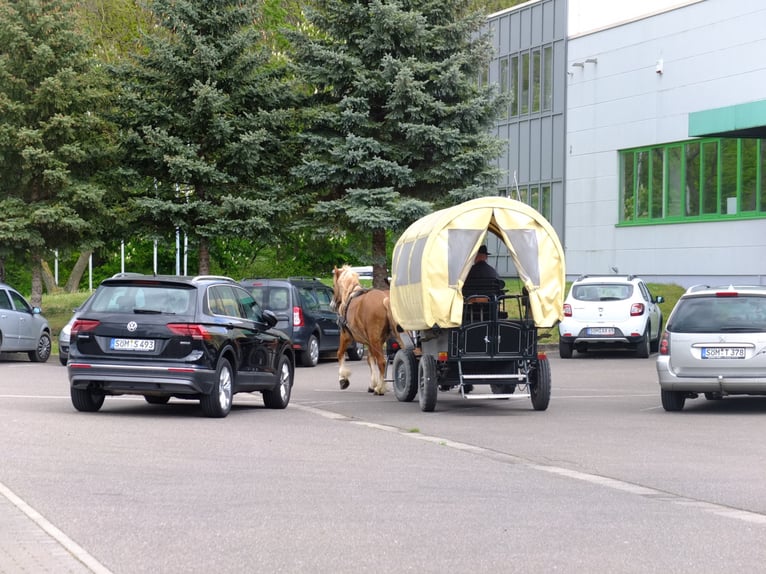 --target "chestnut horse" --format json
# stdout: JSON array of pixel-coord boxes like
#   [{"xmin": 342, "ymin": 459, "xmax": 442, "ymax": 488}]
[{"xmin": 331, "ymin": 265, "xmax": 401, "ymax": 395}]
